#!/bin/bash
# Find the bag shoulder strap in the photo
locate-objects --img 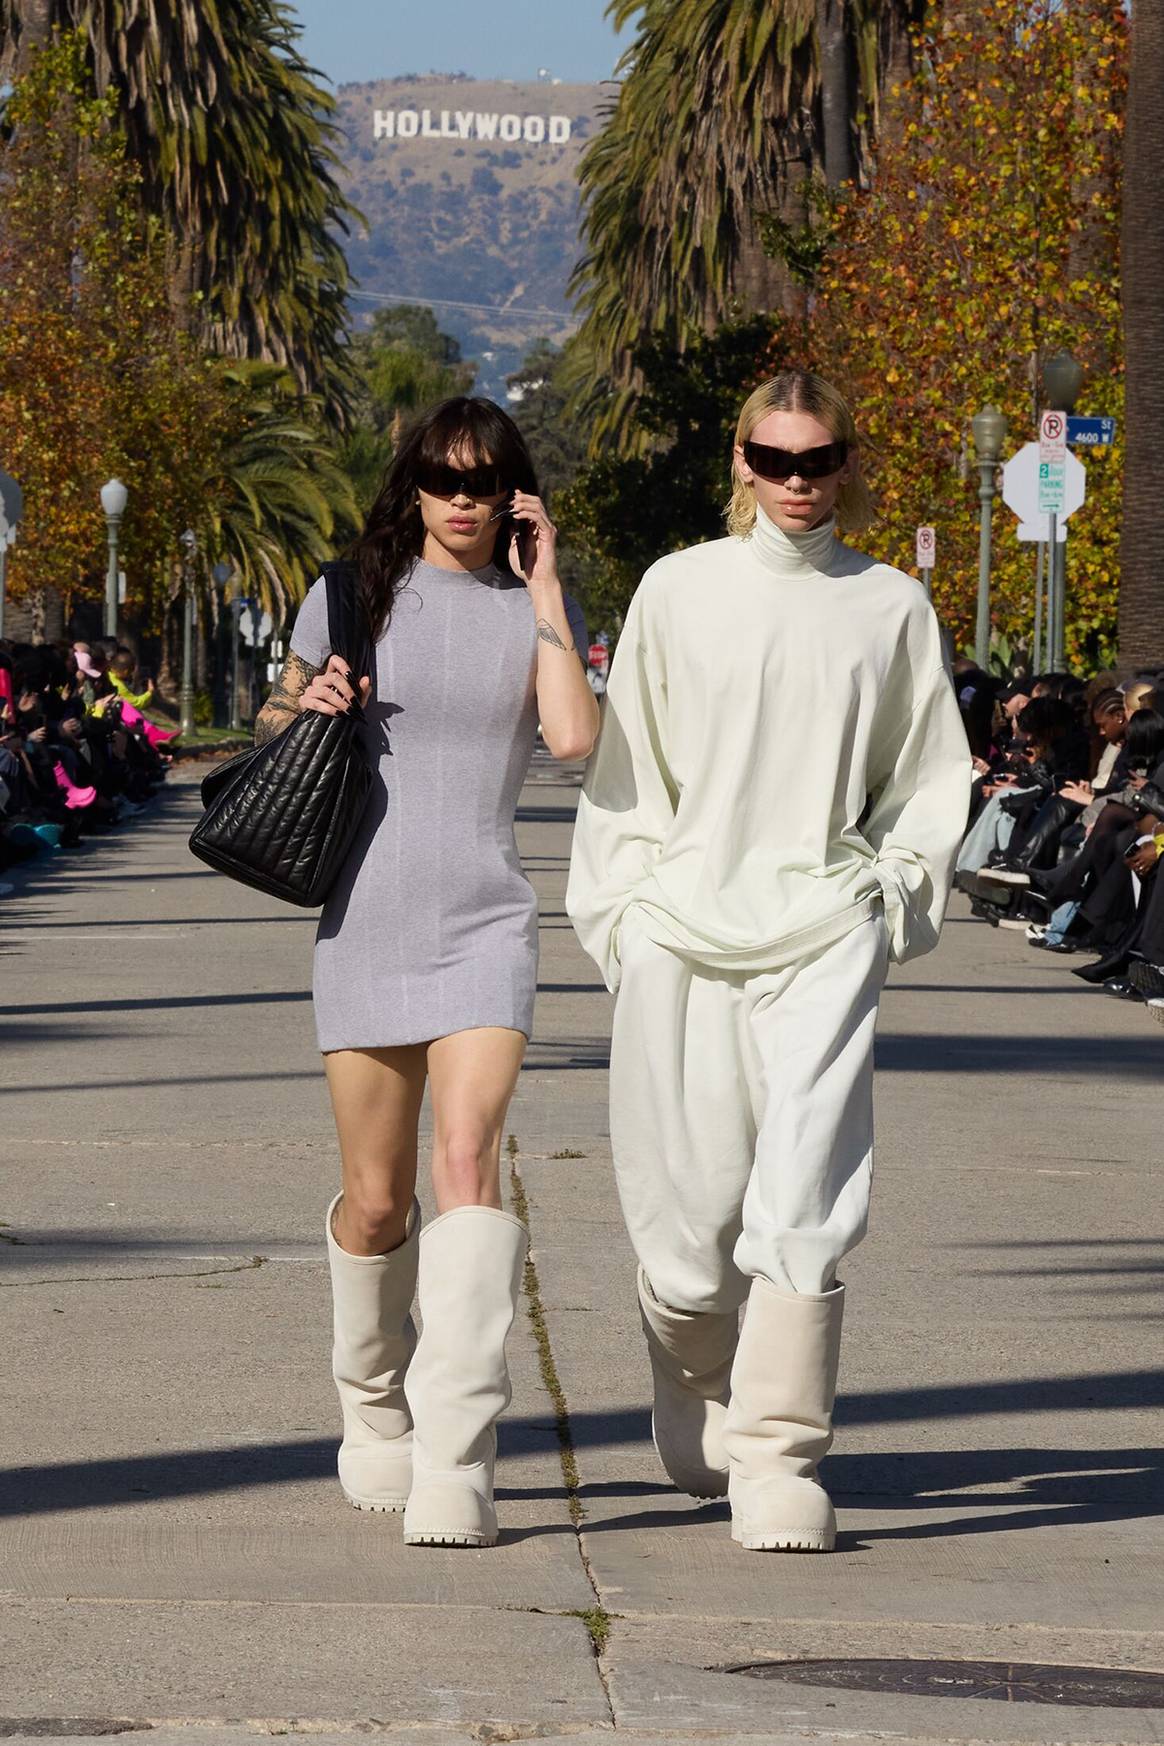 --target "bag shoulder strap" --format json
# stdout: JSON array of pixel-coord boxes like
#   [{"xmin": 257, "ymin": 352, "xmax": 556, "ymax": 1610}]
[{"xmin": 320, "ymin": 559, "xmax": 372, "ymax": 680}]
